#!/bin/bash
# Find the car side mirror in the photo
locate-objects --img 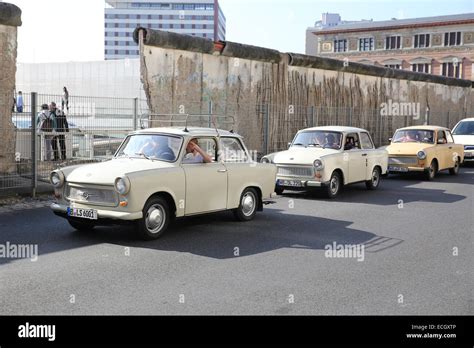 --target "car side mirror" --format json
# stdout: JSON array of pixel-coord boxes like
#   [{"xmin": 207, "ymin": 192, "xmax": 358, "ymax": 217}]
[
  {"xmin": 288, "ymin": 142, "xmax": 291, "ymax": 148},
  {"xmin": 388, "ymin": 138, "xmax": 392, "ymax": 142}
]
